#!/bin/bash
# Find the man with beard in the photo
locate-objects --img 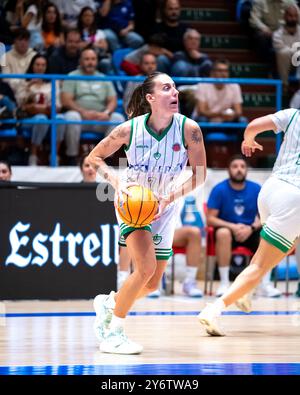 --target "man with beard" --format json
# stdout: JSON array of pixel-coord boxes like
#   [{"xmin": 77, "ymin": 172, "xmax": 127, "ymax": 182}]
[
  {"xmin": 206, "ymin": 155, "xmax": 281, "ymax": 297},
  {"xmin": 273, "ymin": 4, "xmax": 300, "ymax": 91},
  {"xmin": 150, "ymin": 0, "xmax": 188, "ymax": 53},
  {"xmin": 61, "ymin": 47, "xmax": 125, "ymax": 165}
]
